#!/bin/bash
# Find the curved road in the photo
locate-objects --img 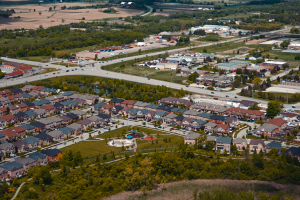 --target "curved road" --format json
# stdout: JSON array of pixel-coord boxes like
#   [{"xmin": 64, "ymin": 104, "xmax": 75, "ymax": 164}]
[{"xmin": 141, "ymin": 5, "xmax": 153, "ymax": 16}]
